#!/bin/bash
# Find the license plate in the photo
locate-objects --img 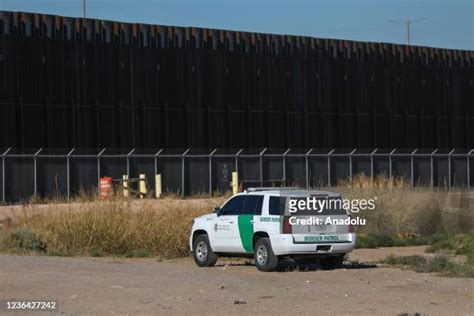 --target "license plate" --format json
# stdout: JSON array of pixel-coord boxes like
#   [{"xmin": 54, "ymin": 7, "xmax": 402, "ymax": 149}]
[
  {"xmin": 303, "ymin": 235, "xmax": 339, "ymax": 243},
  {"xmin": 310, "ymin": 224, "xmax": 335, "ymax": 233}
]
